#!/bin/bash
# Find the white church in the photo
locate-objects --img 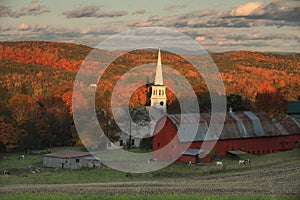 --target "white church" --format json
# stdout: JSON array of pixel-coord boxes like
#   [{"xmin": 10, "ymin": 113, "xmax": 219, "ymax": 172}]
[{"xmin": 111, "ymin": 49, "xmax": 167, "ymax": 149}]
